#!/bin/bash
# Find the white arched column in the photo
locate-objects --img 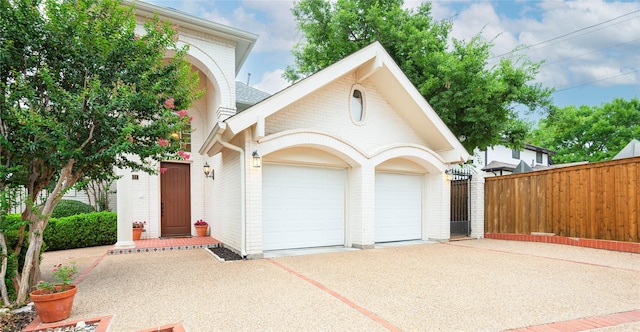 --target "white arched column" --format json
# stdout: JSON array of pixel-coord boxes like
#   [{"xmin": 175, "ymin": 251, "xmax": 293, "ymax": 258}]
[
  {"xmin": 114, "ymin": 167, "xmax": 135, "ymax": 248},
  {"xmin": 349, "ymin": 165, "xmax": 376, "ymax": 248}
]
